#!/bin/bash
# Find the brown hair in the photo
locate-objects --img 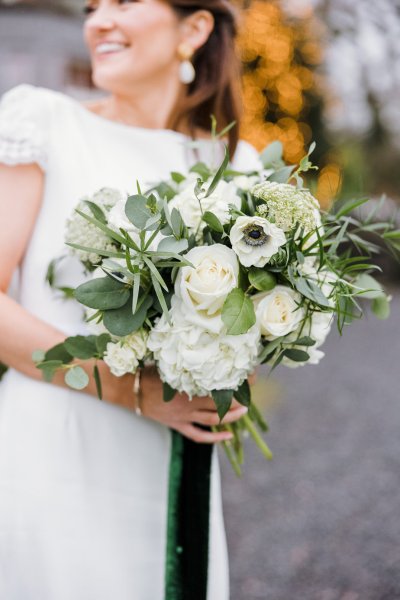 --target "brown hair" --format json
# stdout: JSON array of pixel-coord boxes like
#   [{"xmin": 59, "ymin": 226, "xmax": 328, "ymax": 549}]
[{"xmin": 166, "ymin": 0, "xmax": 242, "ymax": 157}]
